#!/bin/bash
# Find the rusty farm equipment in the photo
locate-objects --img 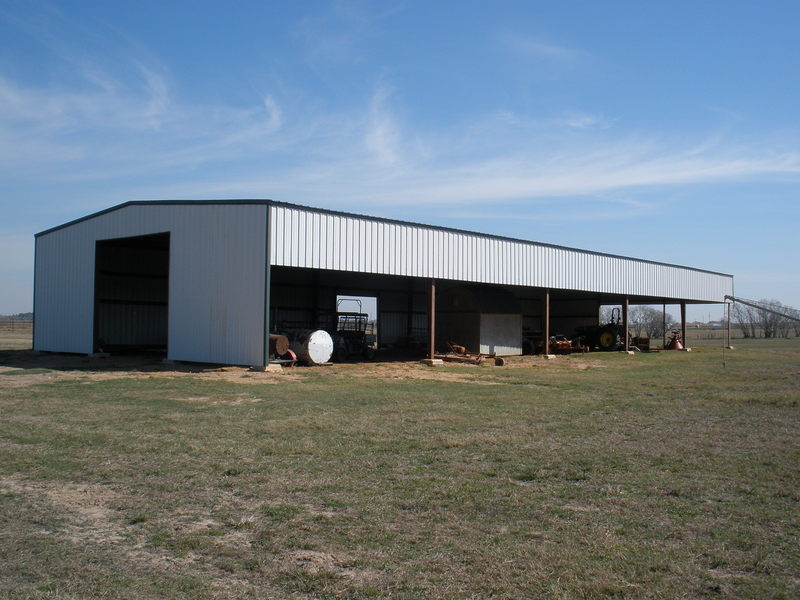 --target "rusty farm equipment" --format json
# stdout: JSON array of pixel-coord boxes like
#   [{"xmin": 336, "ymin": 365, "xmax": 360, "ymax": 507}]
[
  {"xmin": 664, "ymin": 329, "xmax": 685, "ymax": 350},
  {"xmin": 332, "ymin": 298, "xmax": 377, "ymax": 362},
  {"xmin": 435, "ymin": 341, "xmax": 506, "ymax": 366}
]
